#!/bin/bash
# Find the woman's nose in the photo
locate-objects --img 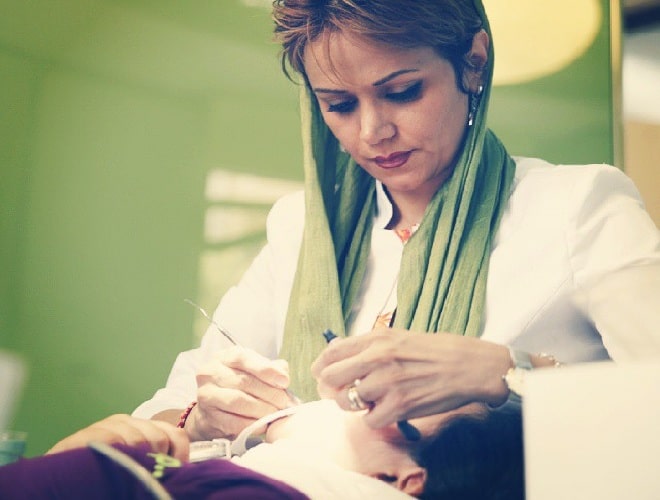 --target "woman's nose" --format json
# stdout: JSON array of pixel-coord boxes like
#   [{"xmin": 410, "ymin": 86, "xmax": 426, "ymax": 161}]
[{"xmin": 359, "ymin": 106, "xmax": 395, "ymax": 146}]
